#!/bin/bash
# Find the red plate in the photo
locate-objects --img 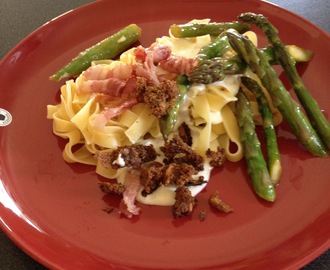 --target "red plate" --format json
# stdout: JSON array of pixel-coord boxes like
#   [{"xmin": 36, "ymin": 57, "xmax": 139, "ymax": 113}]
[{"xmin": 0, "ymin": 0, "xmax": 329, "ymax": 269}]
